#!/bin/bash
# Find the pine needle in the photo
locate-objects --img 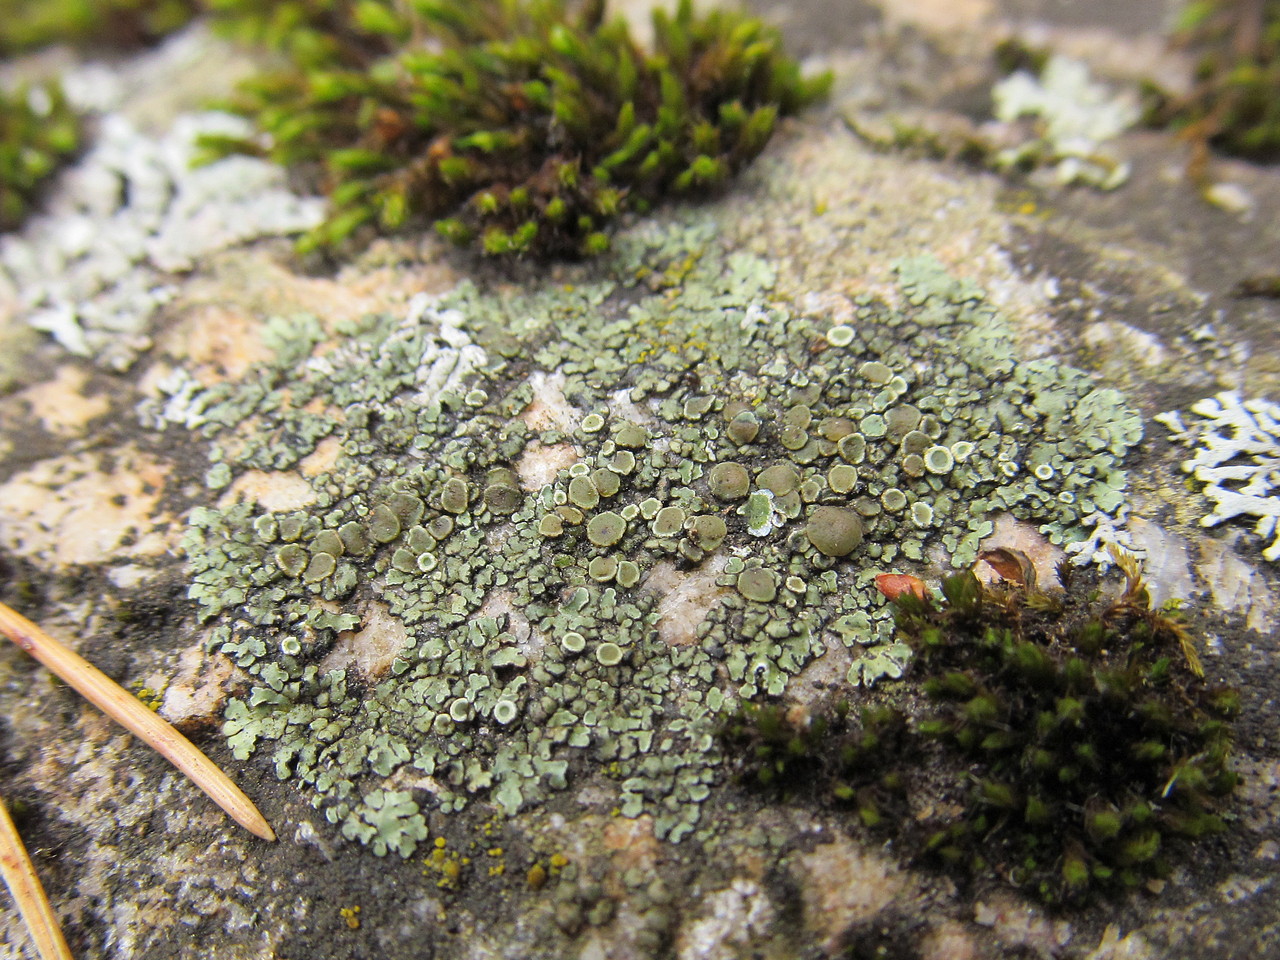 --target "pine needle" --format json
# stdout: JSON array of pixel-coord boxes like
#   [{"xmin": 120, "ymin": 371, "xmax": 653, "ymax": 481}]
[
  {"xmin": 0, "ymin": 794, "xmax": 74, "ymax": 960},
  {"xmin": 0, "ymin": 601, "xmax": 275, "ymax": 842}
]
